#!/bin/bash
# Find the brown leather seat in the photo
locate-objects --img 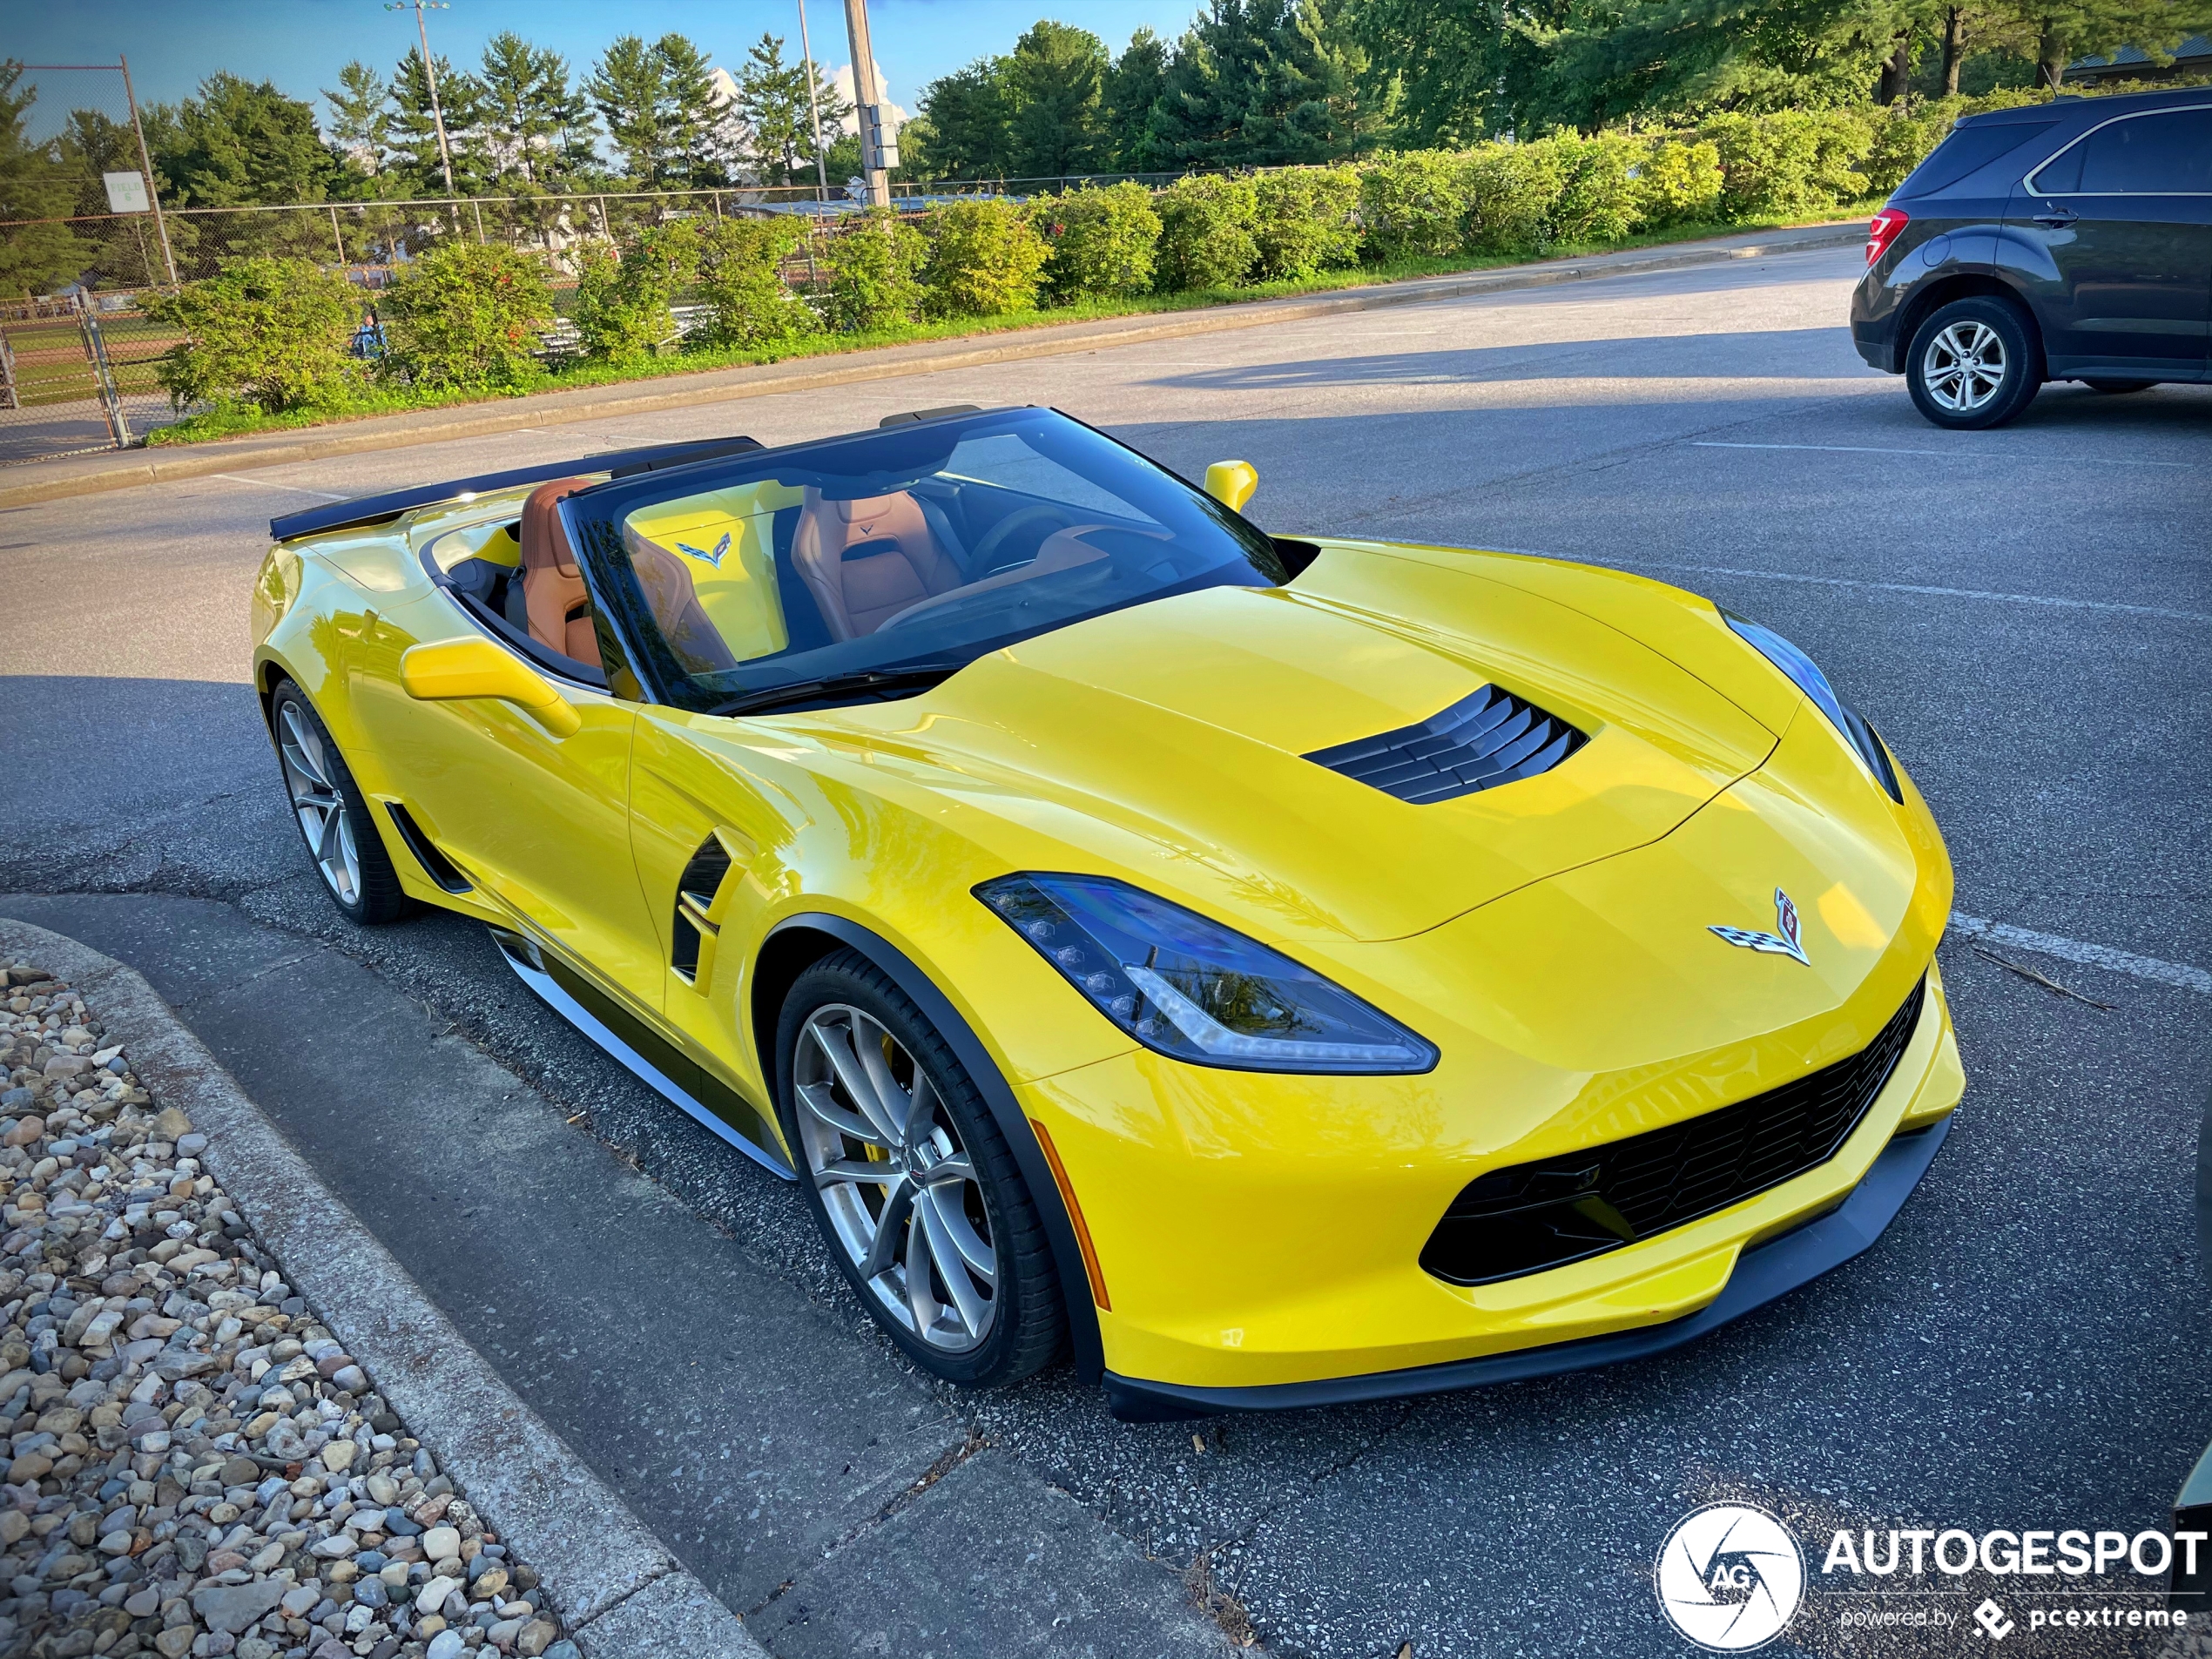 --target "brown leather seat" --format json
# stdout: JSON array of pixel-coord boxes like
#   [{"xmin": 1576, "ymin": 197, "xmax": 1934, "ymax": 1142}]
[
  {"xmin": 790, "ymin": 490, "xmax": 961, "ymax": 639},
  {"xmin": 517, "ymin": 476, "xmax": 599, "ymax": 664},
  {"xmin": 629, "ymin": 537, "xmax": 740, "ymax": 675}
]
